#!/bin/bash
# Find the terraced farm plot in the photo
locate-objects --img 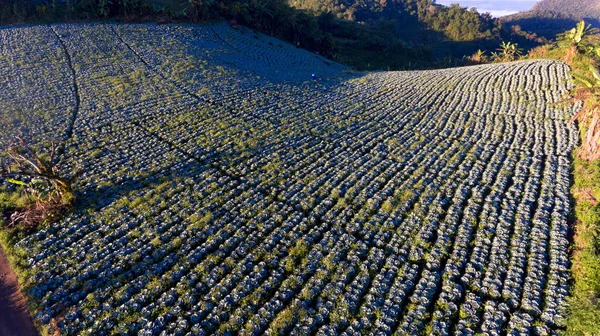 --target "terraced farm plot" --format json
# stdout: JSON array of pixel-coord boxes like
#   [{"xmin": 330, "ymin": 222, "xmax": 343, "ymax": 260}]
[{"xmin": 0, "ymin": 23, "xmax": 581, "ymax": 335}]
